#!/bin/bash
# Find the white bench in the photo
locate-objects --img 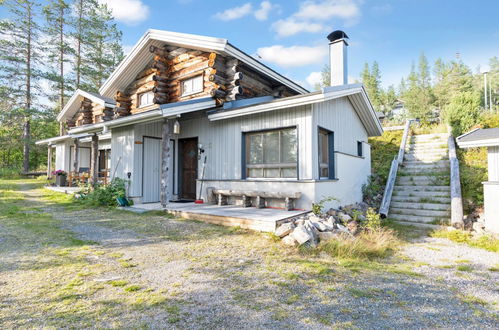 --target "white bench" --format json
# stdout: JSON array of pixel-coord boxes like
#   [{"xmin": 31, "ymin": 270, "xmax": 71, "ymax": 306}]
[{"xmin": 209, "ymin": 188, "xmax": 301, "ymax": 211}]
